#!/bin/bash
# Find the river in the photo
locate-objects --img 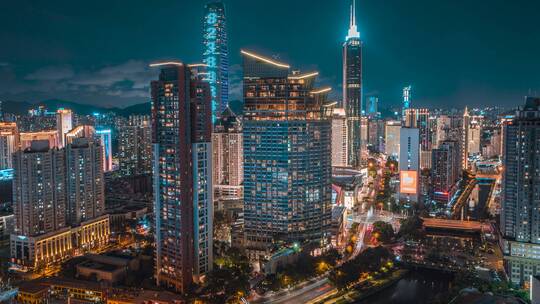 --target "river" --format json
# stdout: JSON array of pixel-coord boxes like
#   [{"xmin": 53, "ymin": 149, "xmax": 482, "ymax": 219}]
[{"xmin": 356, "ymin": 269, "xmax": 454, "ymax": 304}]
